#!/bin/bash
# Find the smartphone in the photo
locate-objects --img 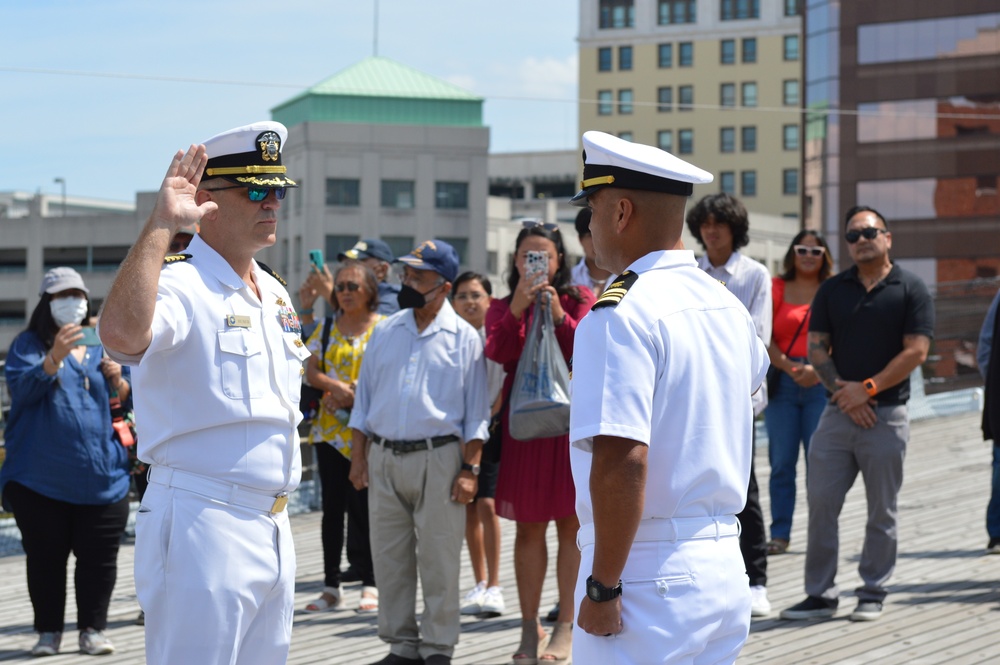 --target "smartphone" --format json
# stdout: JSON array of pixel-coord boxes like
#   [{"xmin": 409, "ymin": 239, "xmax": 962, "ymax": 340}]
[
  {"xmin": 309, "ymin": 249, "xmax": 325, "ymax": 273},
  {"xmin": 525, "ymin": 250, "xmax": 548, "ymax": 287},
  {"xmin": 78, "ymin": 327, "xmax": 102, "ymax": 347}
]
